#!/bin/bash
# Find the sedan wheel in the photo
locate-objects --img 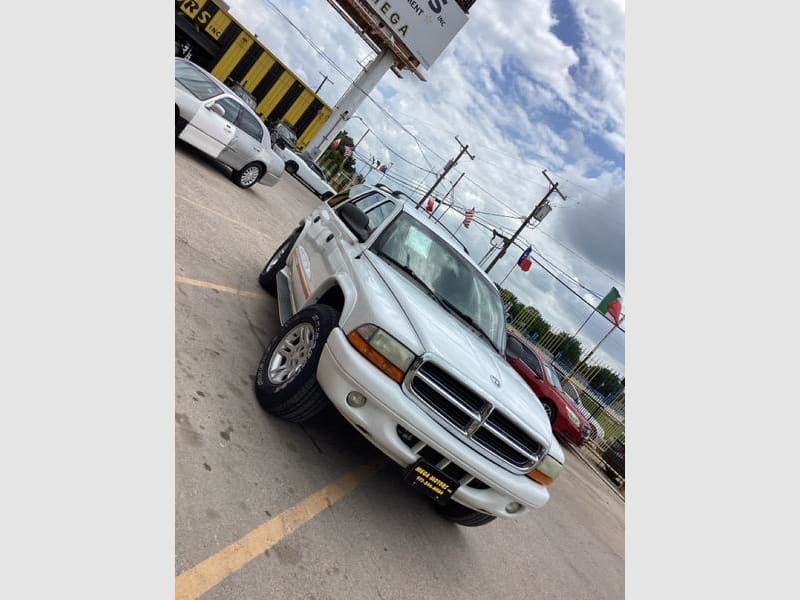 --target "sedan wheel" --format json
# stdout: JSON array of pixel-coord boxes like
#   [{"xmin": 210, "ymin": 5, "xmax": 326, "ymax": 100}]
[
  {"xmin": 542, "ymin": 400, "xmax": 556, "ymax": 424},
  {"xmin": 233, "ymin": 162, "xmax": 263, "ymax": 188}
]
